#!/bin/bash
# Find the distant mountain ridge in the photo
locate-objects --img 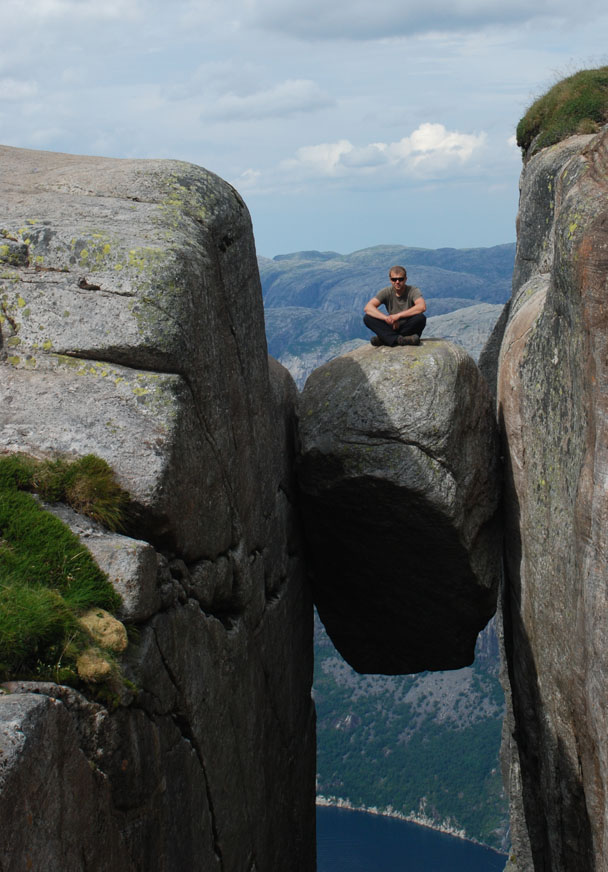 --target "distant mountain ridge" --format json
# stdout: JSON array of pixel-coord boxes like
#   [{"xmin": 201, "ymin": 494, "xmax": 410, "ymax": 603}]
[
  {"xmin": 259, "ymin": 243, "xmax": 515, "ymax": 312},
  {"xmin": 261, "ymin": 243, "xmax": 515, "ymax": 387}
]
